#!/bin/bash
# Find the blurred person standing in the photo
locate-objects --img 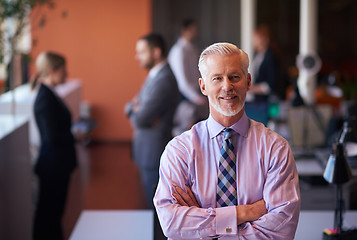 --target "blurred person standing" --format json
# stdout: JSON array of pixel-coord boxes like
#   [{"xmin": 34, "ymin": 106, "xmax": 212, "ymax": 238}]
[
  {"xmin": 168, "ymin": 19, "xmax": 208, "ymax": 135},
  {"xmin": 32, "ymin": 51, "xmax": 77, "ymax": 240},
  {"xmin": 246, "ymin": 24, "xmax": 279, "ymax": 125},
  {"xmin": 249, "ymin": 24, "xmax": 279, "ymax": 102},
  {"xmin": 125, "ymin": 33, "xmax": 180, "ymax": 208},
  {"xmin": 125, "ymin": 33, "xmax": 180, "ymax": 240}
]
